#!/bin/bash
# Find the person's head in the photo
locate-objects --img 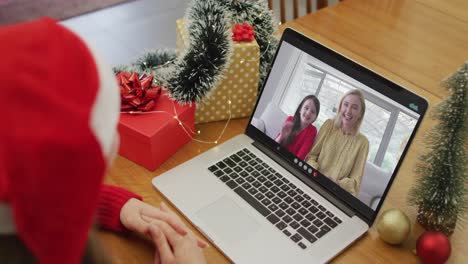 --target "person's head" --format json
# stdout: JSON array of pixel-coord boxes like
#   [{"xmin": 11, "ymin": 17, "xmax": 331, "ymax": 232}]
[
  {"xmin": 294, "ymin": 95, "xmax": 320, "ymax": 127},
  {"xmin": 333, "ymin": 89, "xmax": 366, "ymax": 134},
  {"xmin": 0, "ymin": 18, "xmax": 120, "ymax": 263},
  {"xmin": 284, "ymin": 95, "xmax": 320, "ymax": 146}
]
